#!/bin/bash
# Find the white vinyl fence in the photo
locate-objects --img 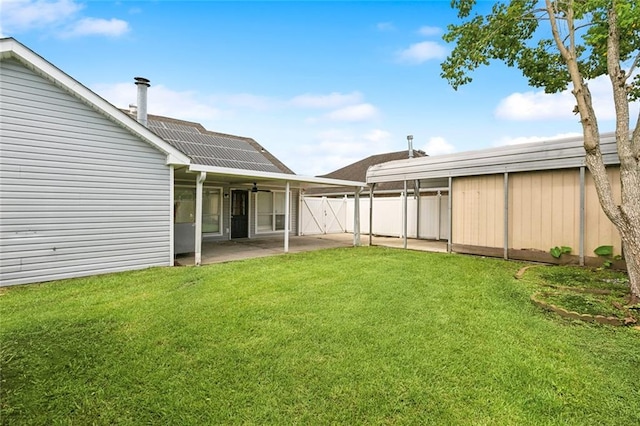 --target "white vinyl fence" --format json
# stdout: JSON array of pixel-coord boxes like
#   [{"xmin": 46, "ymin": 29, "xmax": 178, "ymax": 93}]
[{"xmin": 301, "ymin": 194, "xmax": 449, "ymax": 239}]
